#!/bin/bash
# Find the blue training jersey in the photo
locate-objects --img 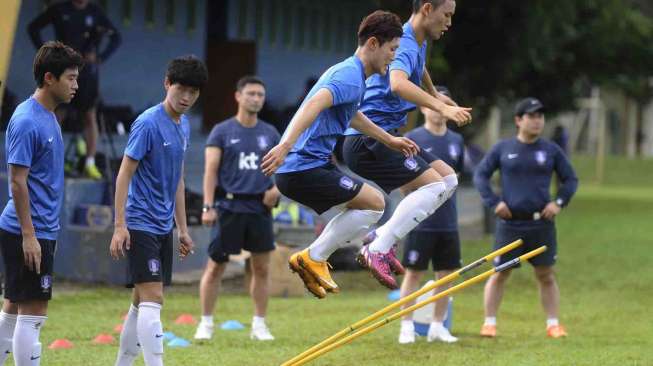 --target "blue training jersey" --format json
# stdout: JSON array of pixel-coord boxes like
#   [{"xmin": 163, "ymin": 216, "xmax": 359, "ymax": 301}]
[
  {"xmin": 124, "ymin": 103, "xmax": 190, "ymax": 234},
  {"xmin": 473, "ymin": 137, "xmax": 578, "ymax": 227},
  {"xmin": 345, "ymin": 22, "xmax": 426, "ymax": 135},
  {"xmin": 206, "ymin": 118, "xmax": 280, "ymax": 214},
  {"xmin": 405, "ymin": 127, "xmax": 464, "ymax": 232},
  {"xmin": 277, "ymin": 55, "xmax": 367, "ymax": 173},
  {"xmin": 0, "ymin": 97, "xmax": 64, "ymax": 240}
]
